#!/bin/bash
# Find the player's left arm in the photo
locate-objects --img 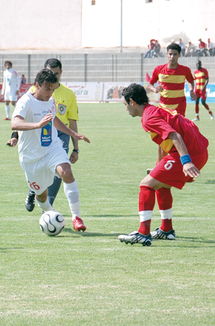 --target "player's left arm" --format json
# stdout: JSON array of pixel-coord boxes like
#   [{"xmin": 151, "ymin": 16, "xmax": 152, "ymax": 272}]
[
  {"xmin": 54, "ymin": 116, "xmax": 90, "ymax": 143},
  {"xmin": 168, "ymin": 131, "xmax": 200, "ymax": 178},
  {"xmin": 69, "ymin": 119, "xmax": 79, "ymax": 164},
  {"xmin": 202, "ymin": 71, "xmax": 209, "ymax": 92}
]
